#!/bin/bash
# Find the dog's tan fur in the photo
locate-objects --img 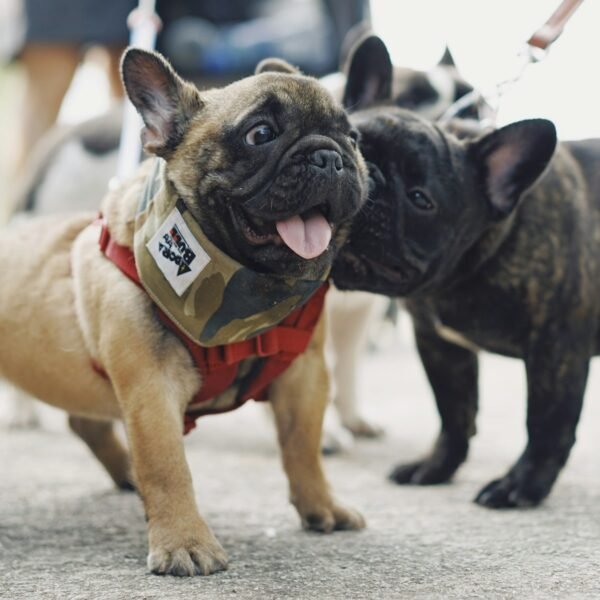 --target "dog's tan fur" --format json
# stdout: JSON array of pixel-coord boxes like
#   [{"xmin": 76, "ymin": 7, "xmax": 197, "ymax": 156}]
[
  {"xmin": 0, "ymin": 163, "xmax": 364, "ymax": 577},
  {"xmin": 1, "ymin": 51, "xmax": 366, "ymax": 576}
]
